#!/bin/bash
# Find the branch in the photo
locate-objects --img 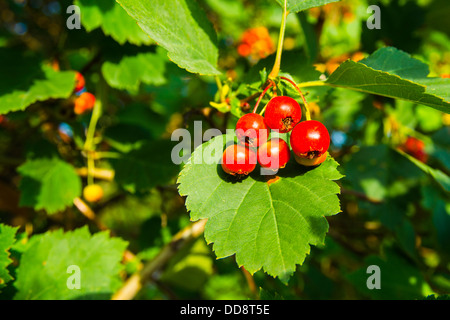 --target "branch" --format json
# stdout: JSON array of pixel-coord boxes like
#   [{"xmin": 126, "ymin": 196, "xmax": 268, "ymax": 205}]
[{"xmin": 112, "ymin": 219, "xmax": 207, "ymax": 300}]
